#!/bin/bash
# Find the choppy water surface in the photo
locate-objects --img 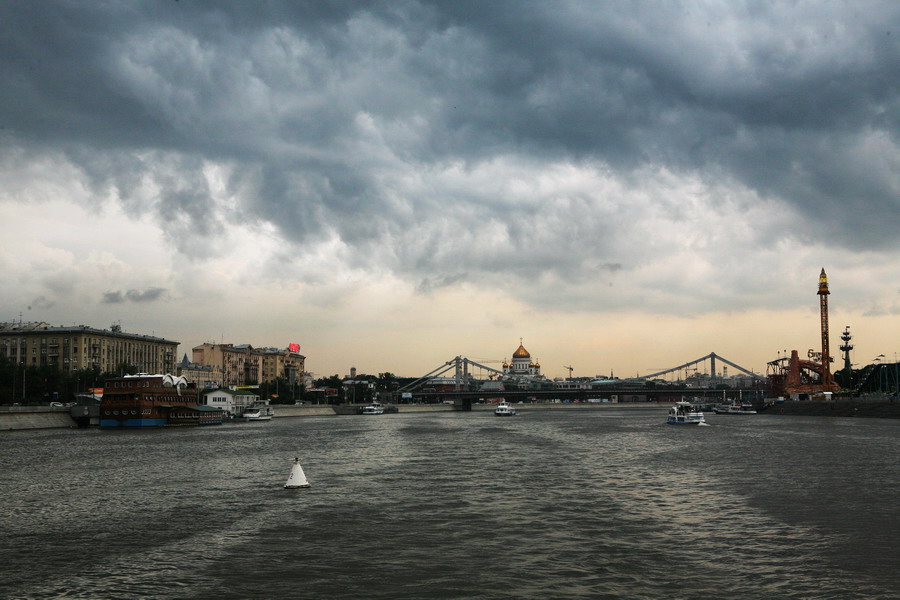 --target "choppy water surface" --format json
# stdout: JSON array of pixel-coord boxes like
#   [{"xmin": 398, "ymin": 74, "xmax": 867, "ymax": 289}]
[{"xmin": 2, "ymin": 408, "xmax": 899, "ymax": 599}]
